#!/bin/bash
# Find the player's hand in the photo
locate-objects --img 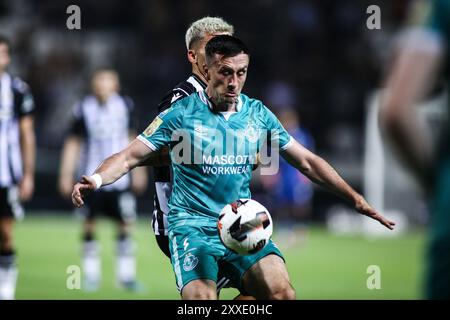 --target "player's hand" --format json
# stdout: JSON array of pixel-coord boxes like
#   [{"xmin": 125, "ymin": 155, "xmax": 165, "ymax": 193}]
[
  {"xmin": 354, "ymin": 195, "xmax": 396, "ymax": 230},
  {"xmin": 19, "ymin": 174, "xmax": 34, "ymax": 202},
  {"xmin": 72, "ymin": 175, "xmax": 96, "ymax": 207}
]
